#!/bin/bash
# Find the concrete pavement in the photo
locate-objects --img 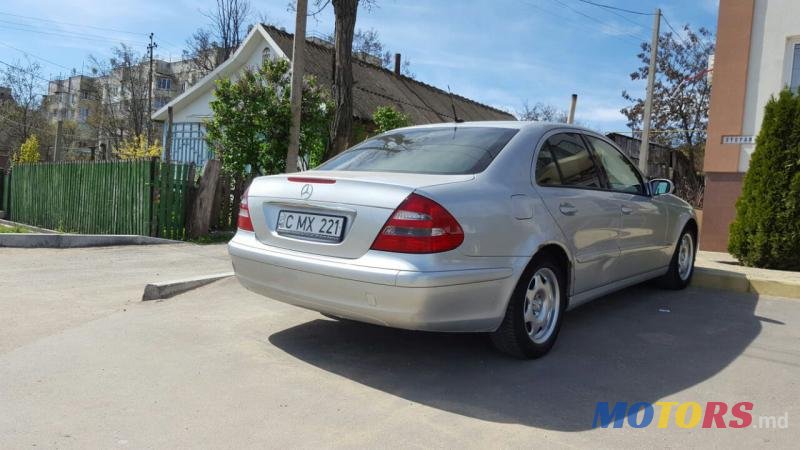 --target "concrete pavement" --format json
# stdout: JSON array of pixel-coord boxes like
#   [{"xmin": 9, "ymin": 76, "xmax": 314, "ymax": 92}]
[
  {"xmin": 1, "ymin": 245, "xmax": 799, "ymax": 448},
  {"xmin": 0, "ymin": 243, "xmax": 231, "ymax": 353}
]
